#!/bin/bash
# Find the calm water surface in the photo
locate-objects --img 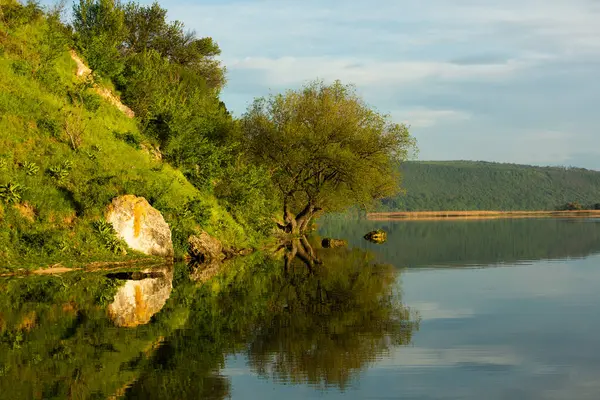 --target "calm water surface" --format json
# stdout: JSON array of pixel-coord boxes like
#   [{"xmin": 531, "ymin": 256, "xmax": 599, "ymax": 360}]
[{"xmin": 1, "ymin": 218, "xmax": 600, "ymax": 399}]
